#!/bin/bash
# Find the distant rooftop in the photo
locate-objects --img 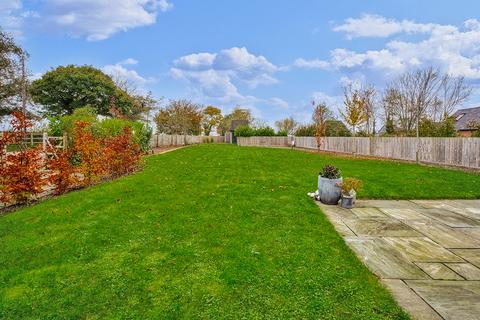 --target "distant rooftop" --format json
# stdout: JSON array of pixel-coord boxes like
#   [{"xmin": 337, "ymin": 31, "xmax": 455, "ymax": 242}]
[{"xmin": 453, "ymin": 106, "xmax": 480, "ymax": 131}]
